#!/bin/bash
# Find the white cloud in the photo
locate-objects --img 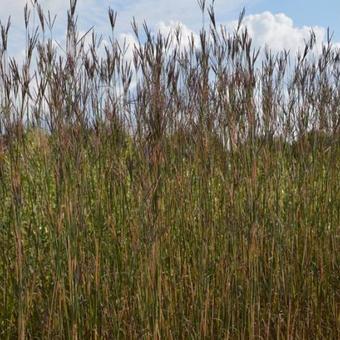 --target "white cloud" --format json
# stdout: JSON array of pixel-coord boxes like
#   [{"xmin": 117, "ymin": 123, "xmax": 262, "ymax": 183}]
[
  {"xmin": 156, "ymin": 21, "xmax": 199, "ymax": 51},
  {"xmin": 153, "ymin": 12, "xmax": 339, "ymax": 61},
  {"xmin": 230, "ymin": 11, "xmax": 327, "ymax": 56}
]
